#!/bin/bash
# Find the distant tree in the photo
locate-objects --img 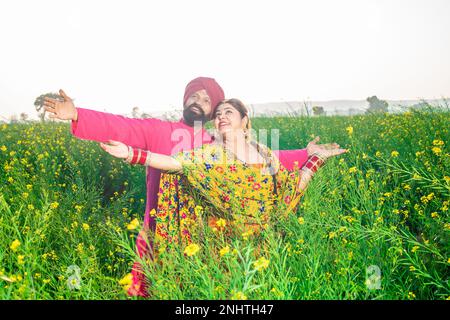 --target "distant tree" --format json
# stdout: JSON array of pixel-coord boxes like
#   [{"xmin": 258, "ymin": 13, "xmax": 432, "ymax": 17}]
[
  {"xmin": 348, "ymin": 108, "xmax": 362, "ymax": 116},
  {"xmin": 34, "ymin": 92, "xmax": 61, "ymax": 122},
  {"xmin": 161, "ymin": 110, "xmax": 181, "ymax": 121},
  {"xmin": 312, "ymin": 106, "xmax": 325, "ymax": 116},
  {"xmin": 303, "ymin": 100, "xmax": 311, "ymax": 117},
  {"xmin": 366, "ymin": 96, "xmax": 388, "ymax": 114},
  {"xmin": 132, "ymin": 106, "xmax": 141, "ymax": 118},
  {"xmin": 20, "ymin": 112, "xmax": 28, "ymax": 122},
  {"xmin": 411, "ymin": 101, "xmax": 431, "ymax": 110},
  {"xmin": 10, "ymin": 114, "xmax": 18, "ymax": 123}
]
